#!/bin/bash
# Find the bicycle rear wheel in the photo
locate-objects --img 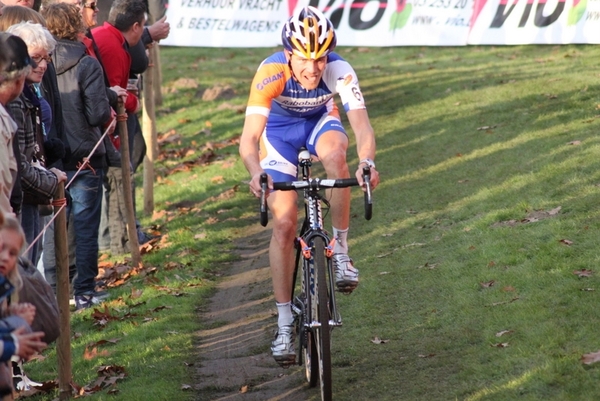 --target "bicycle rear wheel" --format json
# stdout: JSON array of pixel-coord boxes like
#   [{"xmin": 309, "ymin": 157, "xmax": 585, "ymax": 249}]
[{"xmin": 314, "ymin": 237, "xmax": 332, "ymax": 400}]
